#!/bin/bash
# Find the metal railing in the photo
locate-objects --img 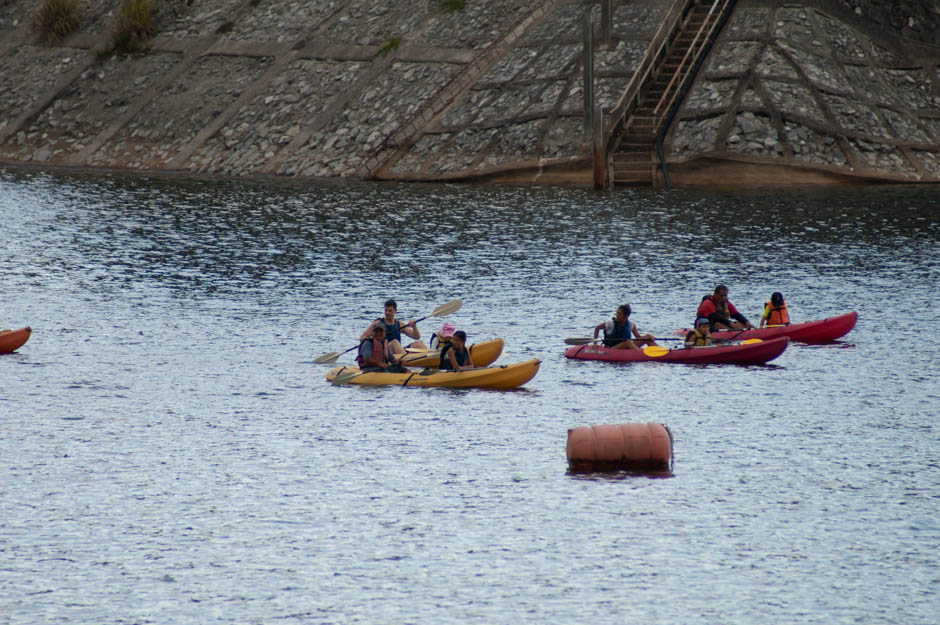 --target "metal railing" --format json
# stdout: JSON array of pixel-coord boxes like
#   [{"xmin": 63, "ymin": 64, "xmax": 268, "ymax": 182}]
[{"xmin": 606, "ymin": 0, "xmax": 734, "ymax": 152}]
